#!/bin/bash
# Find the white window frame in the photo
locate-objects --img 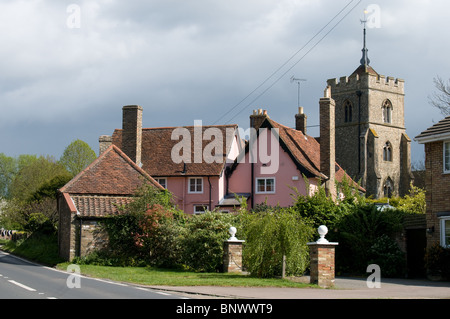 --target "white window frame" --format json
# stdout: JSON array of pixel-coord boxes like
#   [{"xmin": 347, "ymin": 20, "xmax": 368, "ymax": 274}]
[
  {"xmin": 188, "ymin": 177, "xmax": 203, "ymax": 193},
  {"xmin": 193, "ymin": 205, "xmax": 207, "ymax": 215},
  {"xmin": 440, "ymin": 217, "xmax": 450, "ymax": 248},
  {"xmin": 155, "ymin": 178, "xmax": 167, "ymax": 189},
  {"xmin": 255, "ymin": 177, "xmax": 275, "ymax": 194},
  {"xmin": 444, "ymin": 141, "xmax": 450, "ymax": 174}
]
